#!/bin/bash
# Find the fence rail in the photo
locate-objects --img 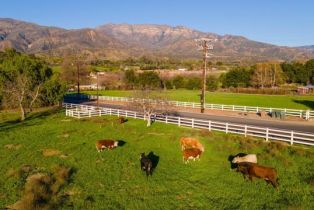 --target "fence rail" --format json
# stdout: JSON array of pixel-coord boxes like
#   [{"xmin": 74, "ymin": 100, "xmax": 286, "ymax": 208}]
[
  {"xmin": 65, "ymin": 94, "xmax": 314, "ymax": 120},
  {"xmin": 63, "ymin": 102, "xmax": 314, "ymax": 146}
]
